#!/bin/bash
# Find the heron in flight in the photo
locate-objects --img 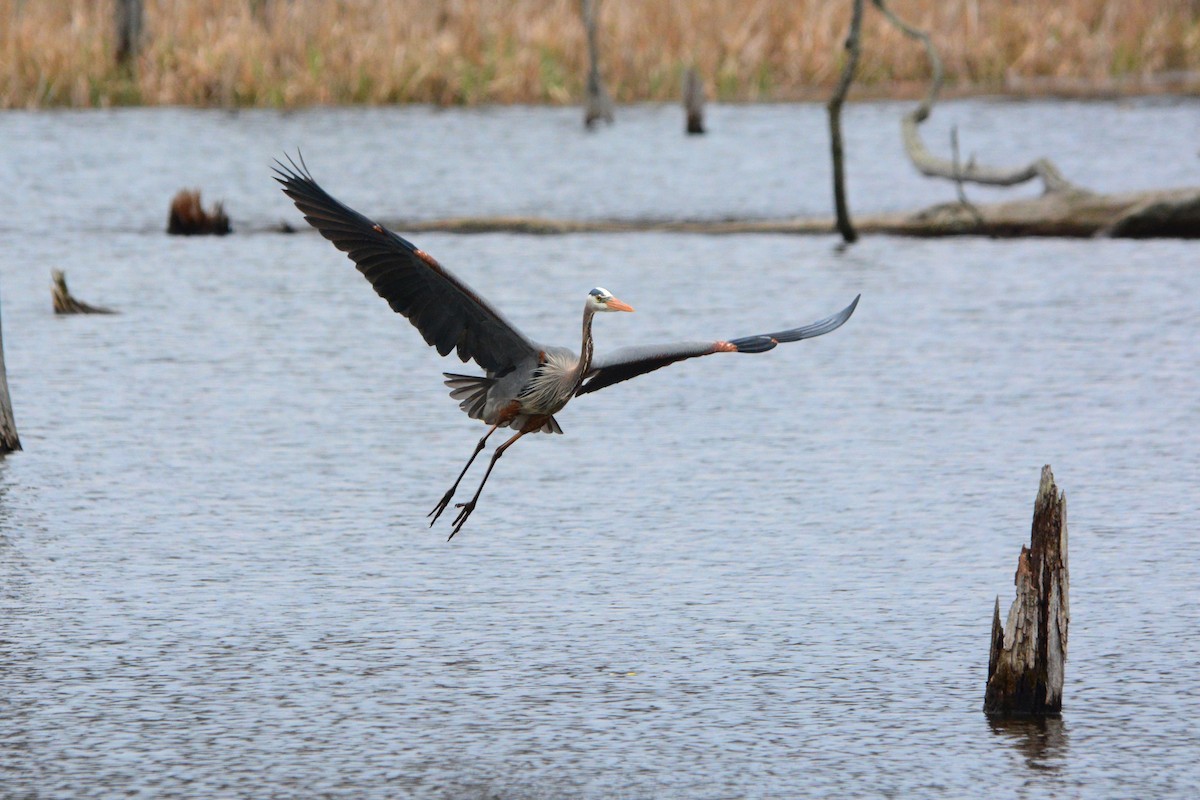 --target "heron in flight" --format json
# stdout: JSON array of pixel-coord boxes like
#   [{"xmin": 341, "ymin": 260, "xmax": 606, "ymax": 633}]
[{"xmin": 275, "ymin": 156, "xmax": 859, "ymax": 539}]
